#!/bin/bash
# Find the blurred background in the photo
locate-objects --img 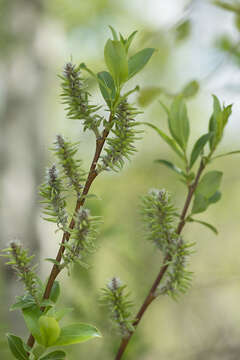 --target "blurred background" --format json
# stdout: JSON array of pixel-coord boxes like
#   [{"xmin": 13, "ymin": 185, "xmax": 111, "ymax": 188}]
[{"xmin": 1, "ymin": 0, "xmax": 240, "ymax": 359}]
